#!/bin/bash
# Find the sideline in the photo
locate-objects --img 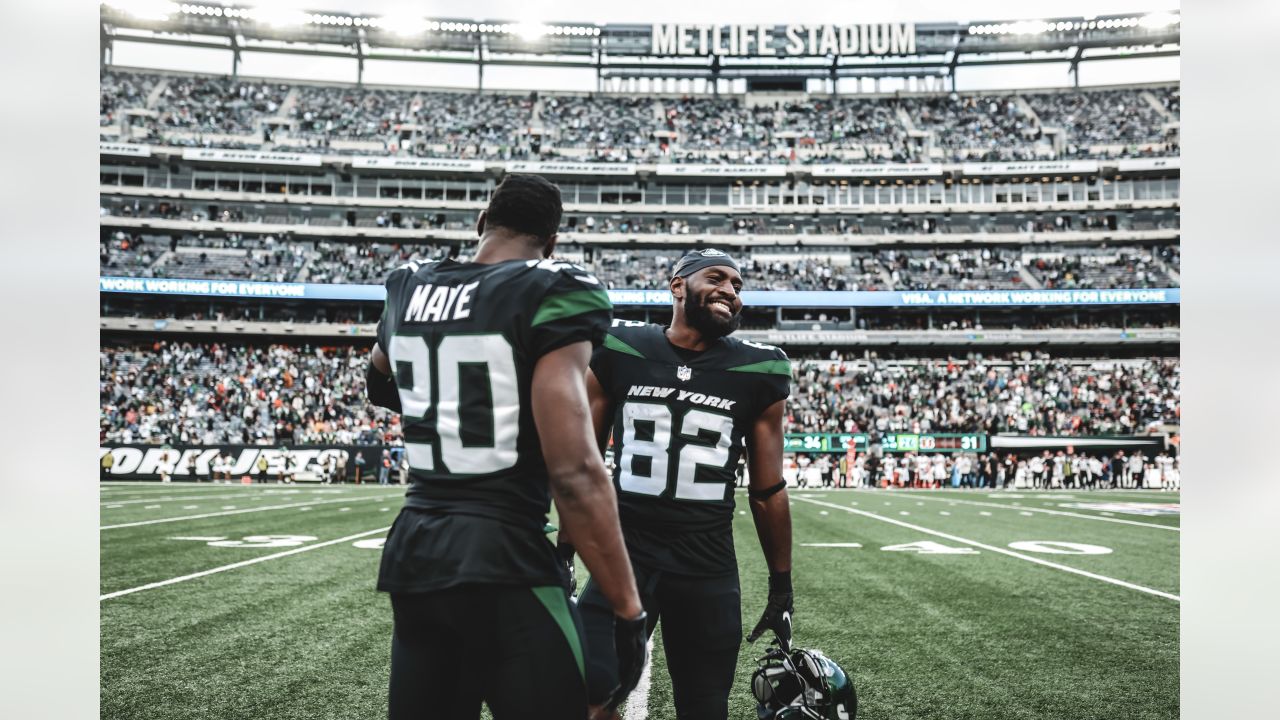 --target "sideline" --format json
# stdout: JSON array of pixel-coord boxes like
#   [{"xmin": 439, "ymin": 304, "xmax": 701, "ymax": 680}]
[{"xmin": 622, "ymin": 638, "xmax": 656, "ymax": 720}]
